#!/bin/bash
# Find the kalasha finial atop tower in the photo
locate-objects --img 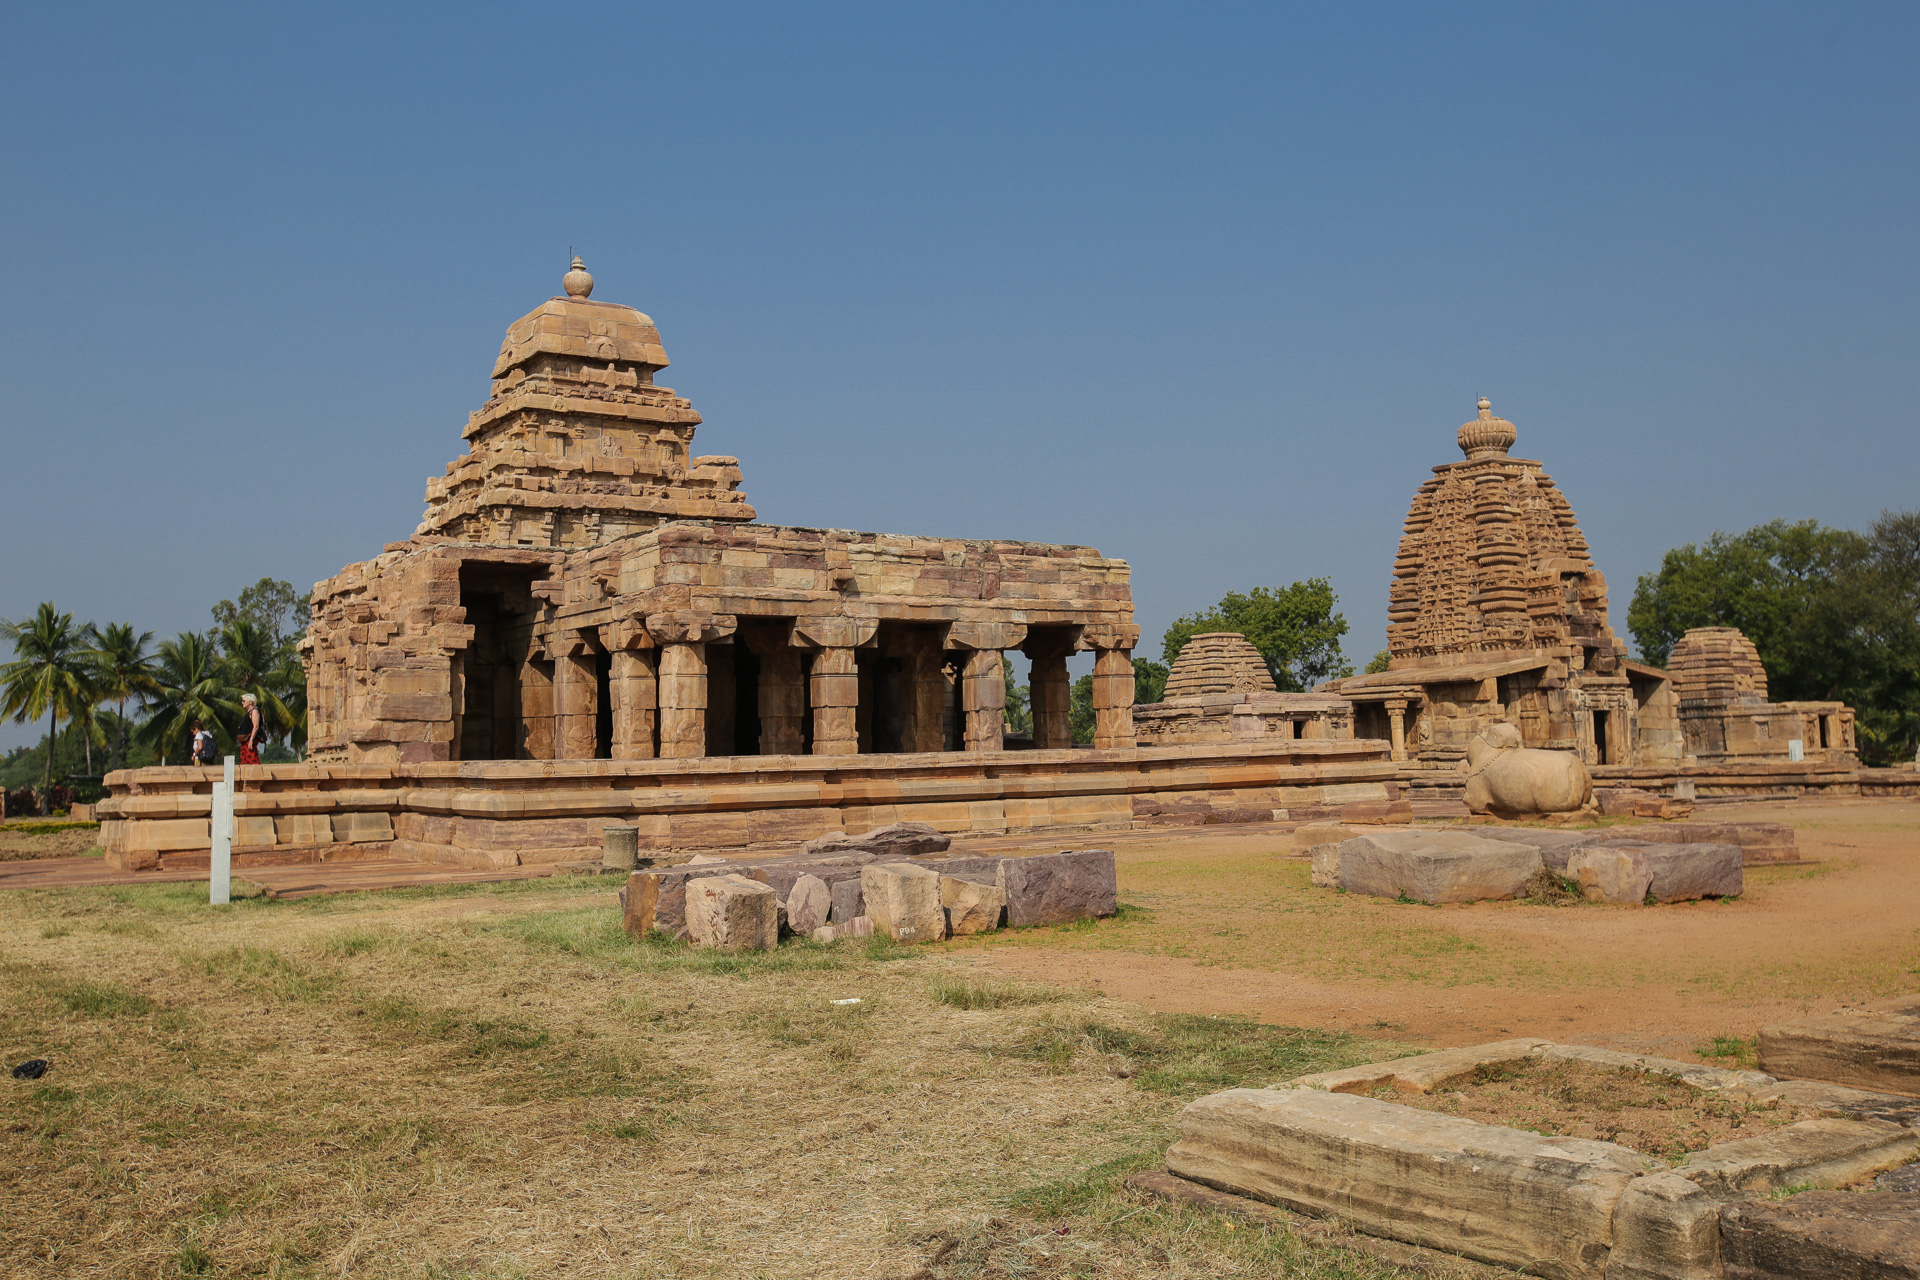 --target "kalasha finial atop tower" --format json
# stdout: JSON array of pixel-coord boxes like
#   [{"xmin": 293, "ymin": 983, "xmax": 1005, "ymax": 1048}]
[
  {"xmin": 1457, "ymin": 395, "xmax": 1517, "ymax": 459},
  {"xmin": 562, "ymin": 255, "xmax": 594, "ymax": 299}
]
